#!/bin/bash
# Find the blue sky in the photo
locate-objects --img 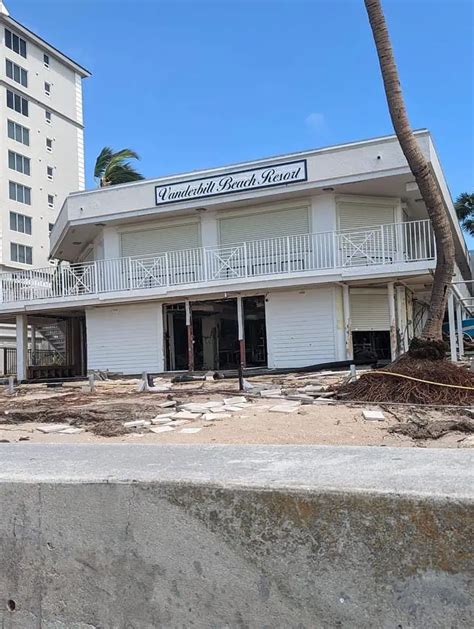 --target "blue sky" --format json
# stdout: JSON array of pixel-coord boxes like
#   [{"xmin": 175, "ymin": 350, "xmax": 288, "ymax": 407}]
[{"xmin": 9, "ymin": 0, "xmax": 474, "ymax": 228}]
